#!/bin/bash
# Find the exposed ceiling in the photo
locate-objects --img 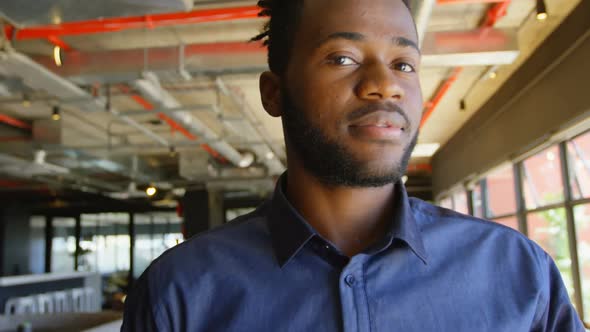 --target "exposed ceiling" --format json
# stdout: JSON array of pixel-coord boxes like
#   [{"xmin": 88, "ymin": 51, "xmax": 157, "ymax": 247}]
[{"xmin": 0, "ymin": 0, "xmax": 584, "ymax": 208}]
